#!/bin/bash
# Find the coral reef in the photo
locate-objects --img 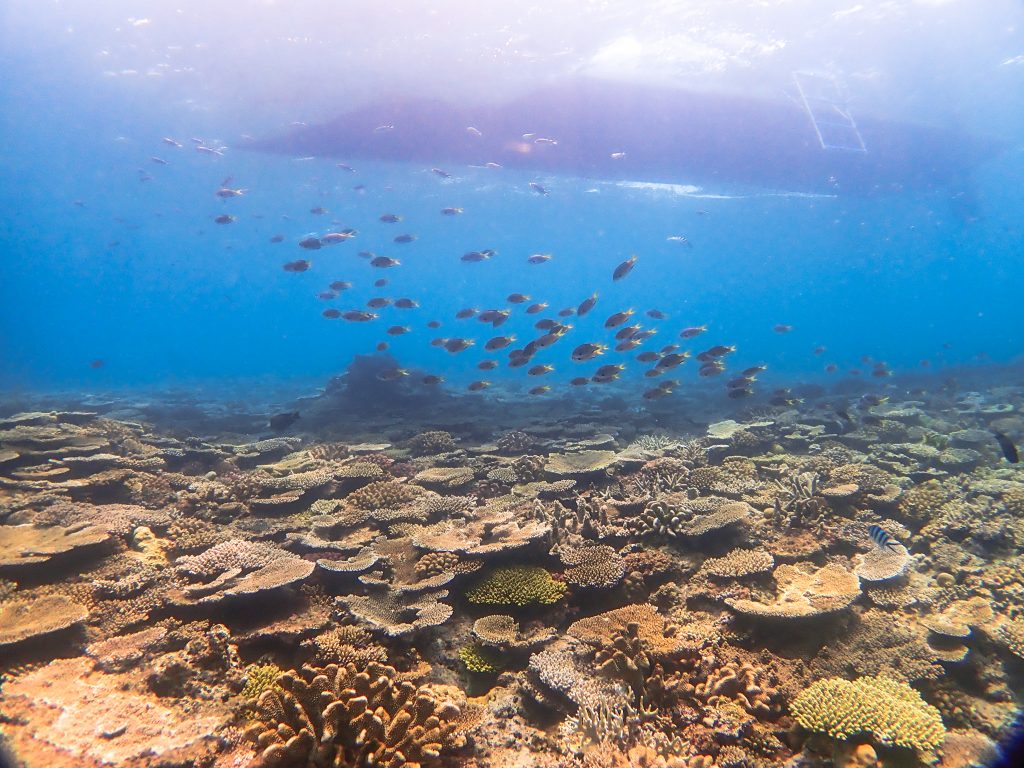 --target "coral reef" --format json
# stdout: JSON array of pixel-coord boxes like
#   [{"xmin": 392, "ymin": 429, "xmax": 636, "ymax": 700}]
[{"xmin": 1, "ymin": 386, "xmax": 1022, "ymax": 768}]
